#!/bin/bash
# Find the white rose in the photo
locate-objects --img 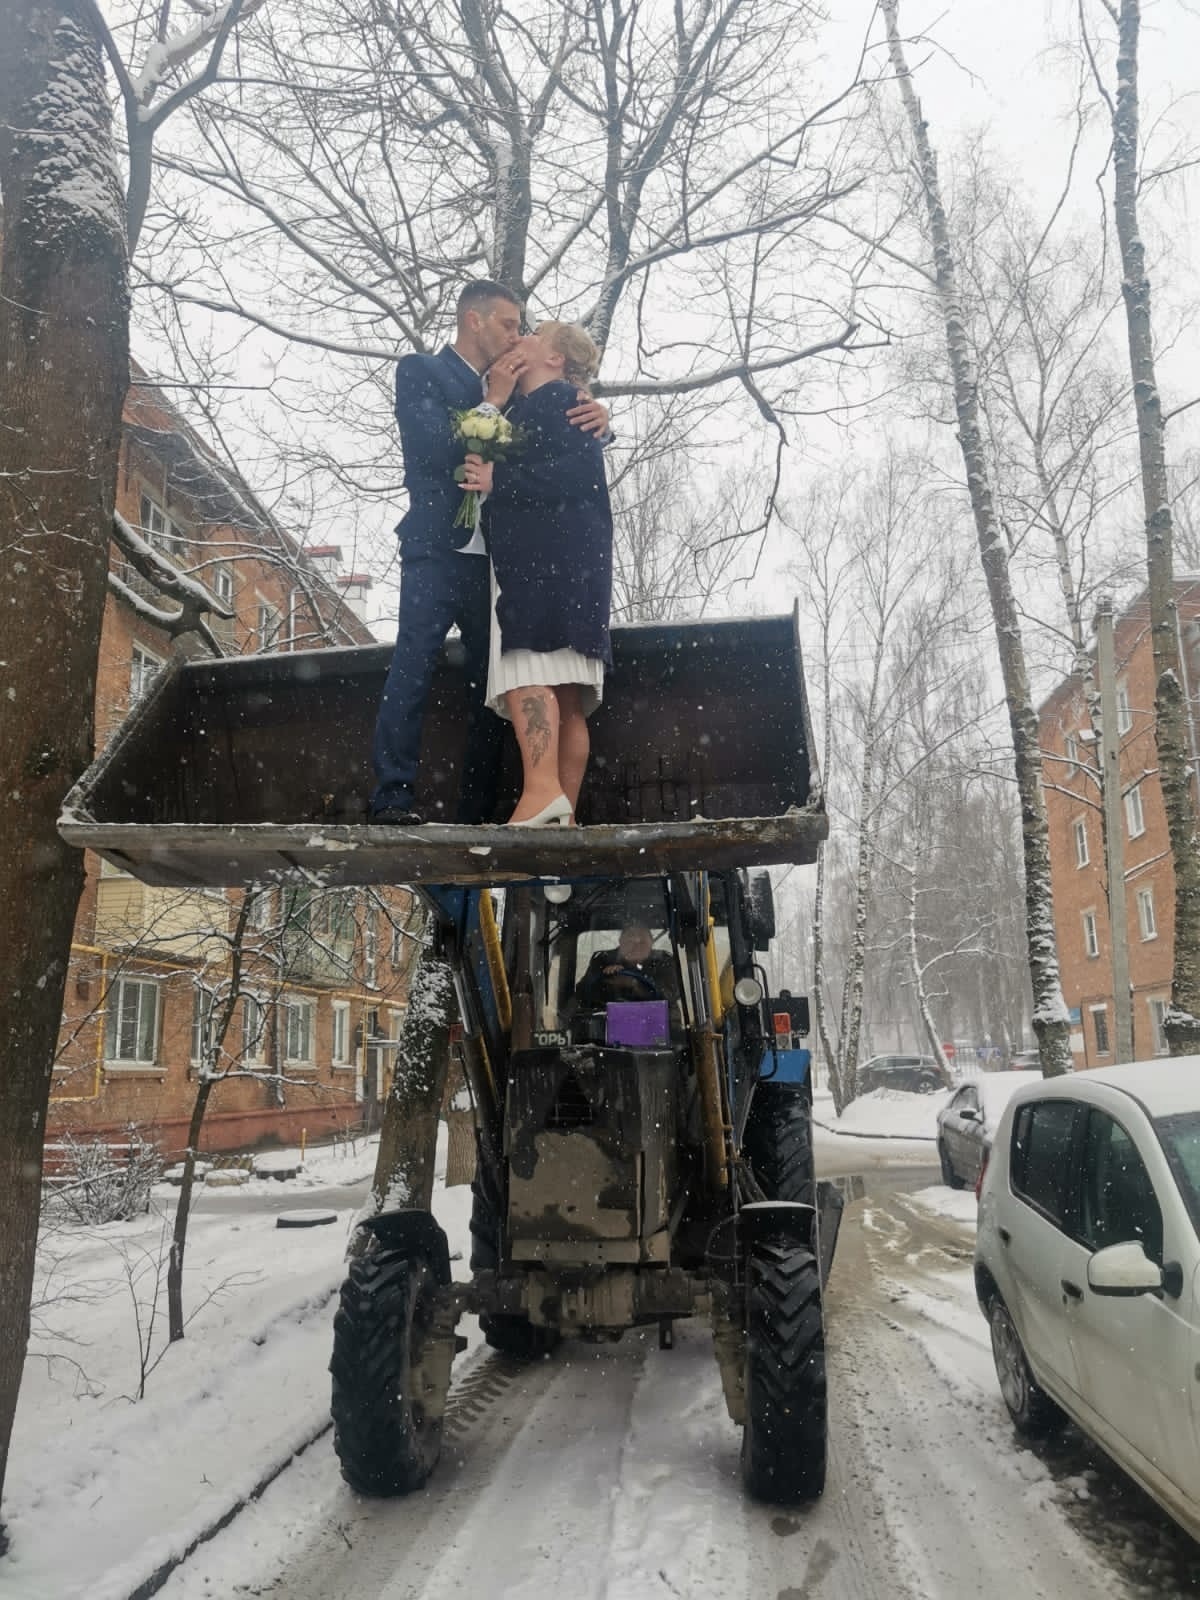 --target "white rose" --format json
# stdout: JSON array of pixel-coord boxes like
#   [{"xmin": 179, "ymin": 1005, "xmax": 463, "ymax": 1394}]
[{"xmin": 470, "ymin": 413, "xmax": 498, "ymax": 442}]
